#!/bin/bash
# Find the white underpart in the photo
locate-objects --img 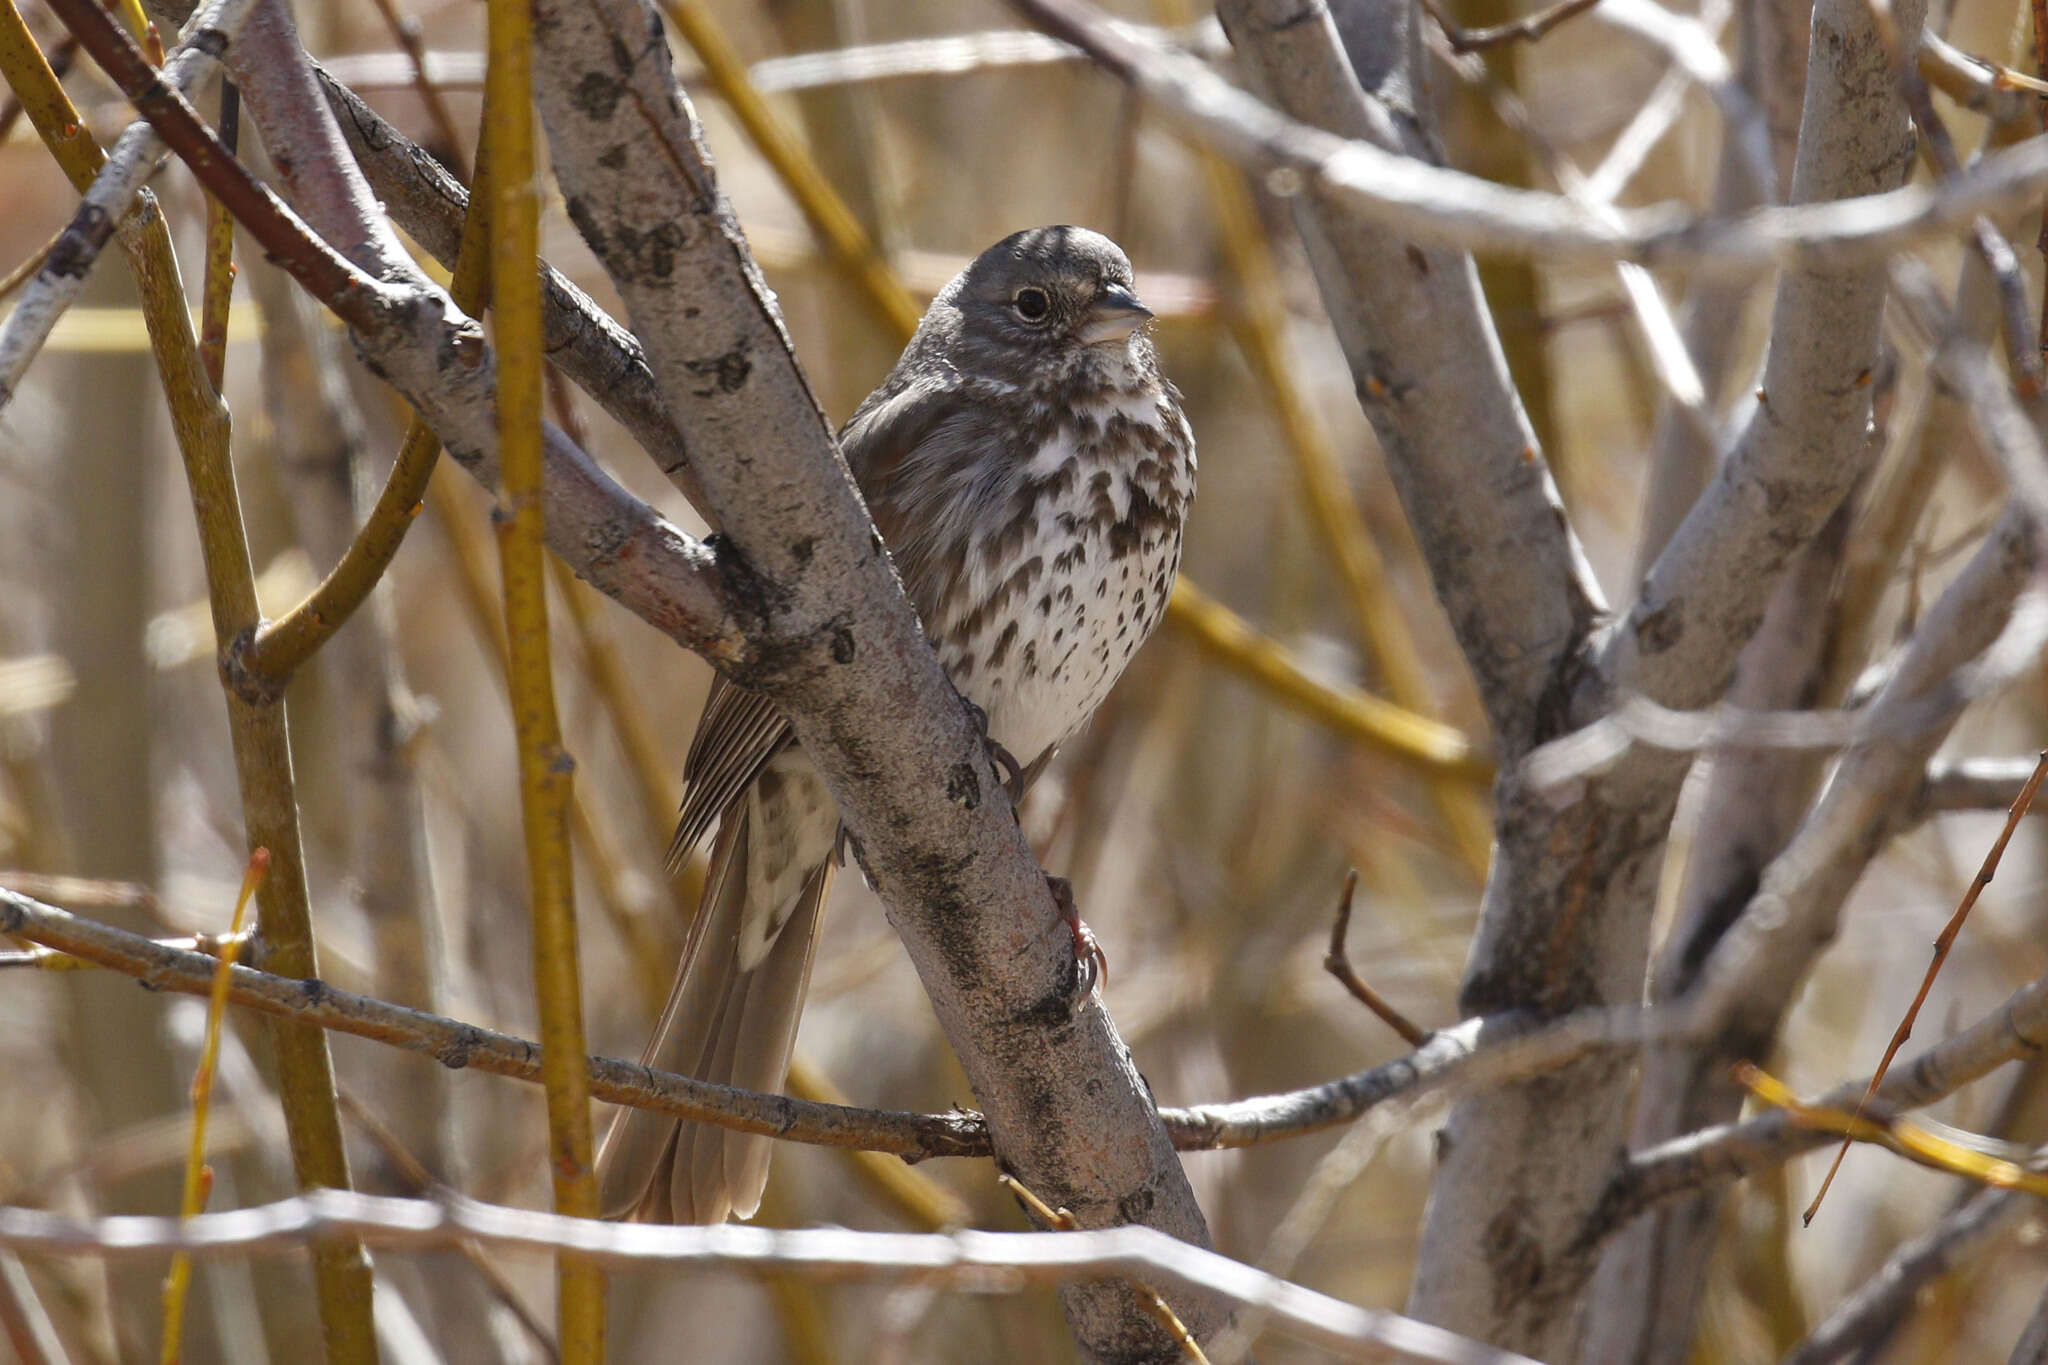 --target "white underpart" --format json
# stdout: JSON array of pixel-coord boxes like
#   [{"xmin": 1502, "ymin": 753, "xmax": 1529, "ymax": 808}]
[{"xmin": 936, "ymin": 388, "xmax": 1193, "ymax": 771}]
